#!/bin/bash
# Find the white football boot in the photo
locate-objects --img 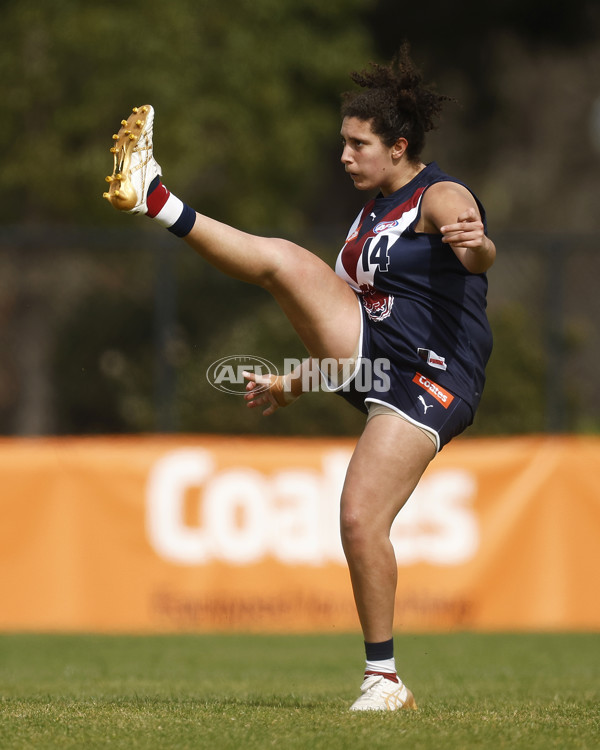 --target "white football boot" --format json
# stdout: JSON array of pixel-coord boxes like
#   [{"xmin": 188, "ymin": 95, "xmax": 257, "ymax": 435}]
[
  {"xmin": 349, "ymin": 674, "xmax": 418, "ymax": 712},
  {"xmin": 103, "ymin": 105, "xmax": 161, "ymax": 213}
]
